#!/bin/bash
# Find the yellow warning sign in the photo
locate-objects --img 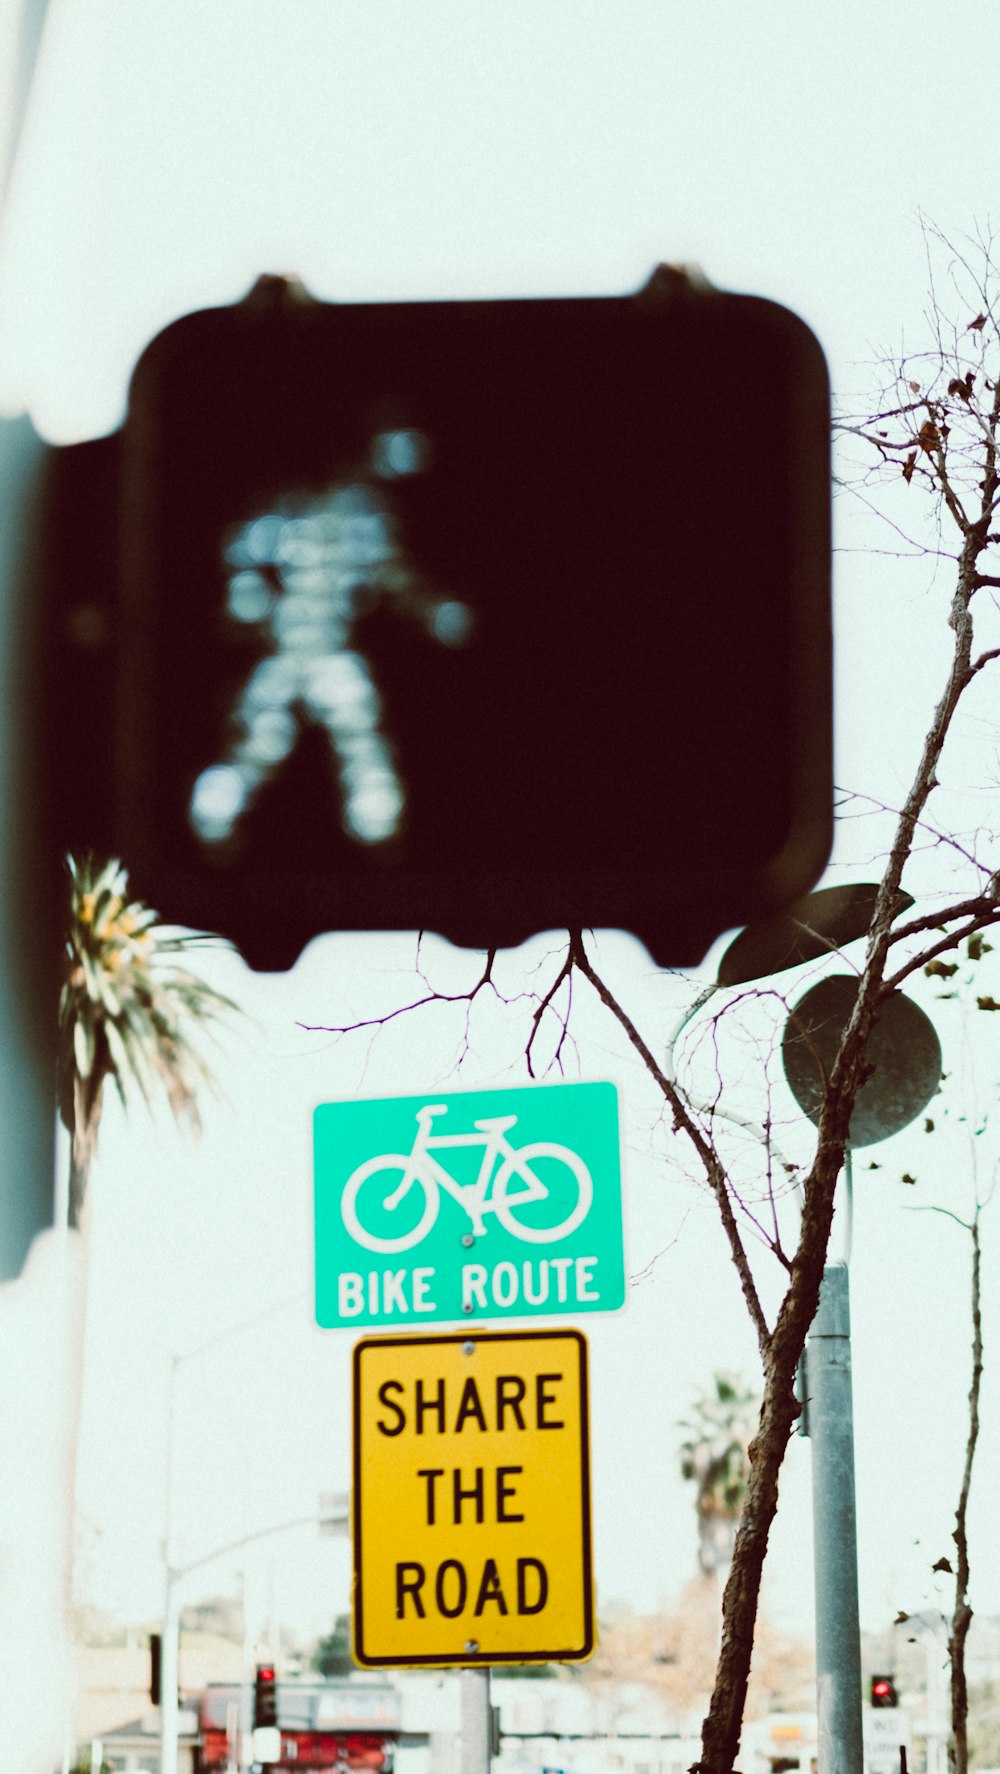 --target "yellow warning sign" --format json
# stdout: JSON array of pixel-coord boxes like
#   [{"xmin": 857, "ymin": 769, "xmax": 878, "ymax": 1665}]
[{"xmin": 352, "ymin": 1328, "xmax": 594, "ymax": 1667}]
